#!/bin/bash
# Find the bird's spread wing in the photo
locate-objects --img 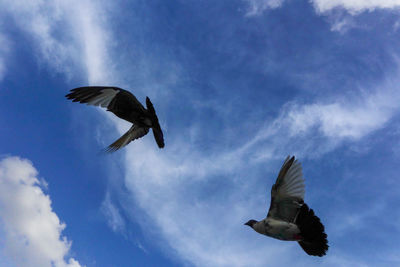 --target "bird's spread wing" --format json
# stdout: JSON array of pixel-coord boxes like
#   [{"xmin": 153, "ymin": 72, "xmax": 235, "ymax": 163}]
[
  {"xmin": 267, "ymin": 156, "xmax": 305, "ymax": 222},
  {"xmin": 66, "ymin": 87, "xmax": 146, "ymax": 119},
  {"xmin": 105, "ymin": 125, "xmax": 149, "ymax": 152}
]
